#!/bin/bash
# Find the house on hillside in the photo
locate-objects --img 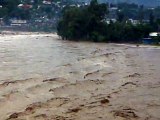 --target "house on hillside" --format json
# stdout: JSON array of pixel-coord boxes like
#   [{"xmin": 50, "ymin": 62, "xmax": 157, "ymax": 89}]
[
  {"xmin": 10, "ymin": 19, "xmax": 28, "ymax": 26},
  {"xmin": 43, "ymin": 0, "xmax": 52, "ymax": 5},
  {"xmin": 142, "ymin": 32, "xmax": 160, "ymax": 44},
  {"xmin": 18, "ymin": 4, "xmax": 33, "ymax": 9},
  {"xmin": 105, "ymin": 18, "xmax": 117, "ymax": 24},
  {"xmin": 127, "ymin": 19, "xmax": 140, "ymax": 25},
  {"xmin": 107, "ymin": 7, "xmax": 118, "ymax": 19}
]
